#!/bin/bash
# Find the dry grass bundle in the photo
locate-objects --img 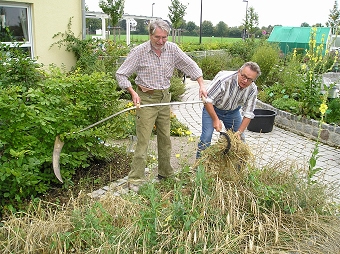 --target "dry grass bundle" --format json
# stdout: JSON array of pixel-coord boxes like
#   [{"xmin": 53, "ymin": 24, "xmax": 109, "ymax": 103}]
[{"xmin": 194, "ymin": 130, "xmax": 253, "ymax": 182}]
